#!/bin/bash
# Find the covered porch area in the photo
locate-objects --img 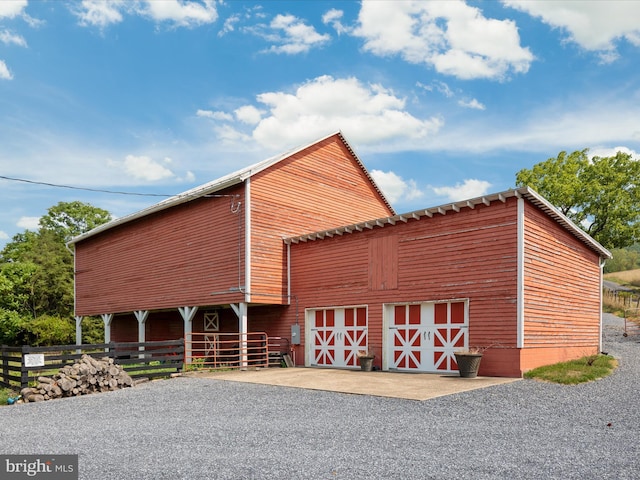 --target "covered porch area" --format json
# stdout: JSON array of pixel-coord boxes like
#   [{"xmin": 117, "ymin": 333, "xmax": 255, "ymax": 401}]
[{"xmin": 73, "ymin": 303, "xmax": 293, "ymax": 369}]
